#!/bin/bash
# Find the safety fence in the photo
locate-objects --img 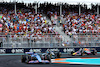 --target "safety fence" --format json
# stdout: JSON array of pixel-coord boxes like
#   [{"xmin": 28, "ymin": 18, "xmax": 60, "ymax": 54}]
[
  {"xmin": 71, "ymin": 33, "xmax": 100, "ymax": 47},
  {"xmin": 0, "ymin": 33, "xmax": 64, "ymax": 48},
  {"xmin": 0, "ymin": 33, "xmax": 100, "ymax": 48}
]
